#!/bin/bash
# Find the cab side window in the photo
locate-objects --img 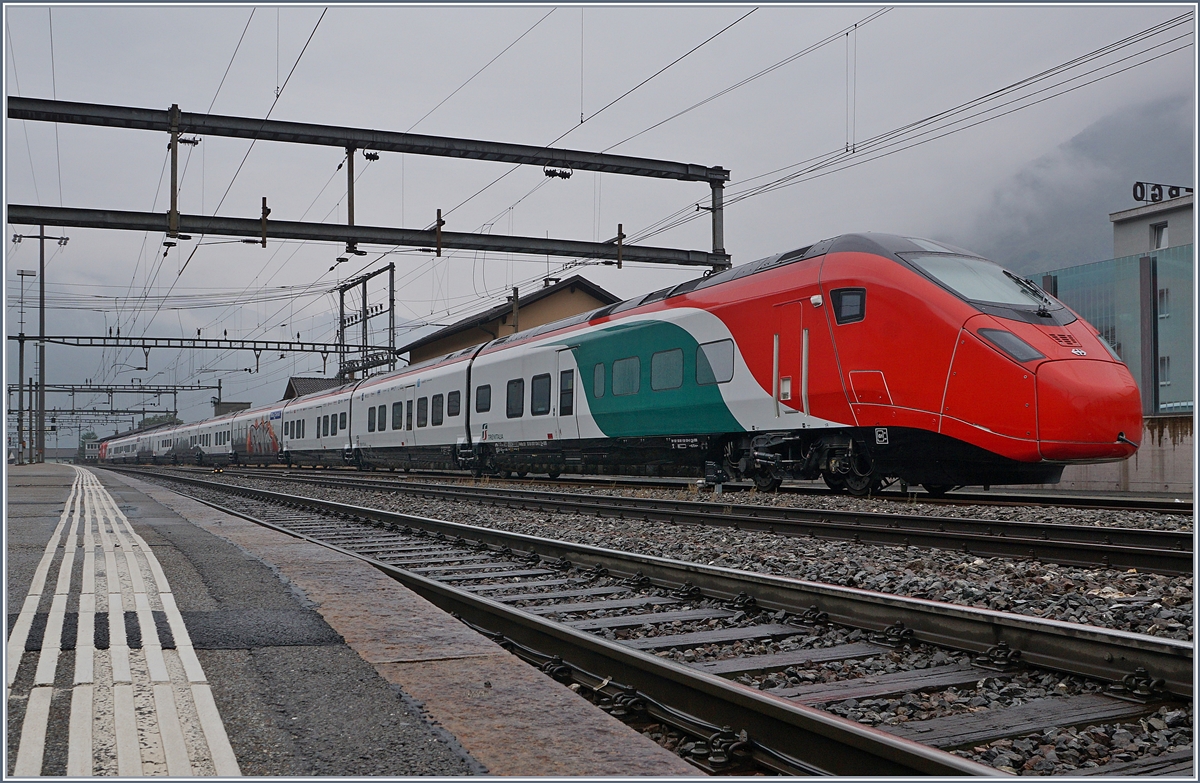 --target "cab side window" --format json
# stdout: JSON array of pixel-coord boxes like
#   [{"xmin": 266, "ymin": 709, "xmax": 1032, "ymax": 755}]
[{"xmin": 830, "ymin": 288, "xmax": 866, "ymax": 325}]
